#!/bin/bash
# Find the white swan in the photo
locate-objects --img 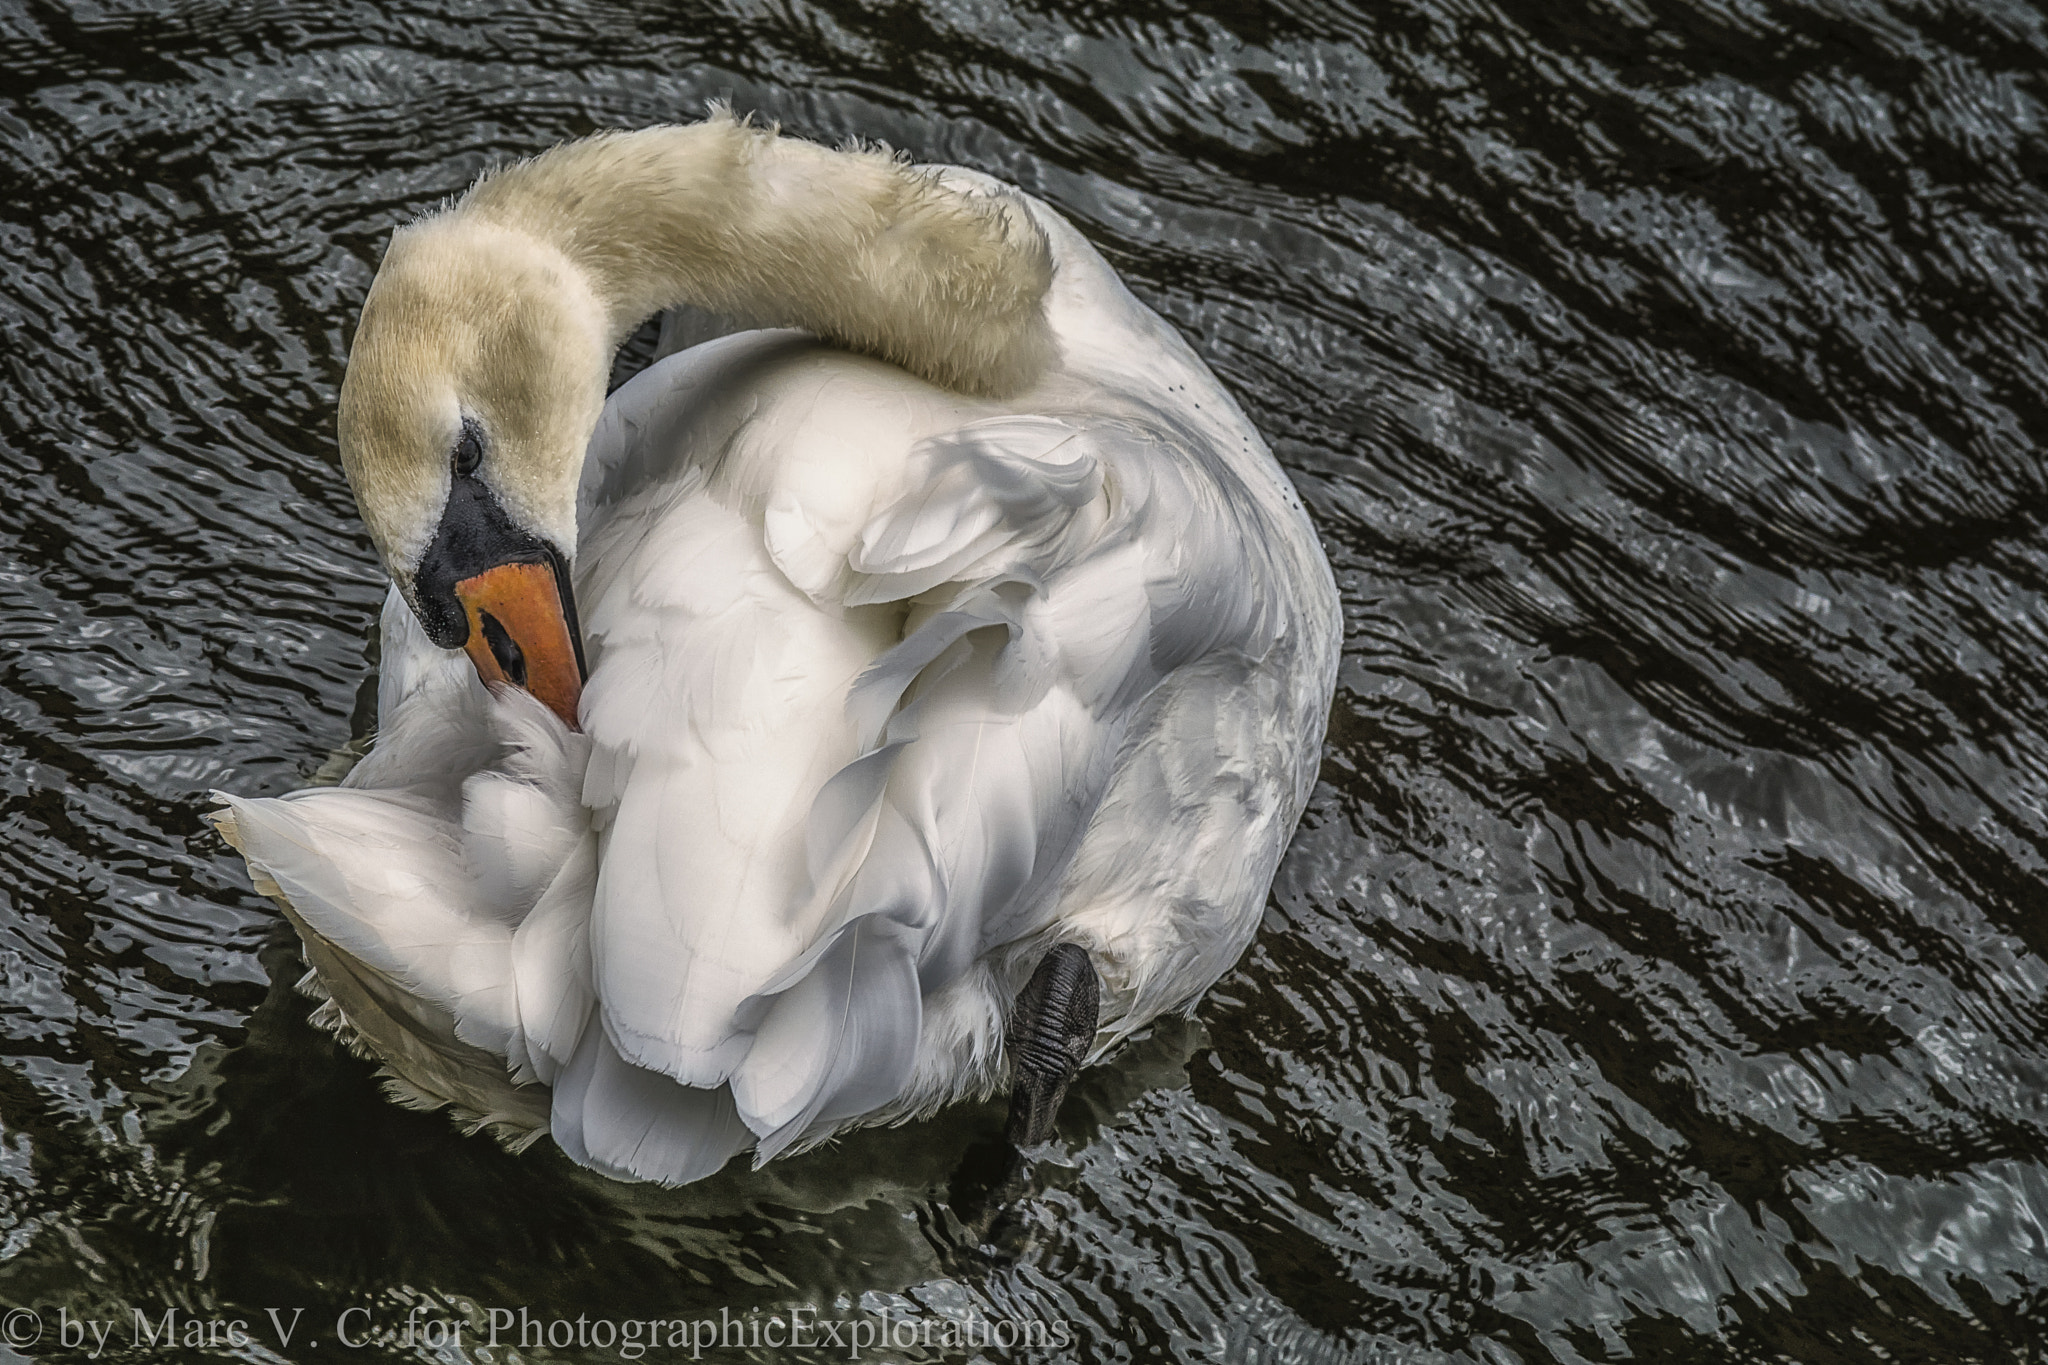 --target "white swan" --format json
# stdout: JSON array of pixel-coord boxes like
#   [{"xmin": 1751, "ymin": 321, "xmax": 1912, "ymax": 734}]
[{"xmin": 212, "ymin": 115, "xmax": 1340, "ymax": 1186}]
